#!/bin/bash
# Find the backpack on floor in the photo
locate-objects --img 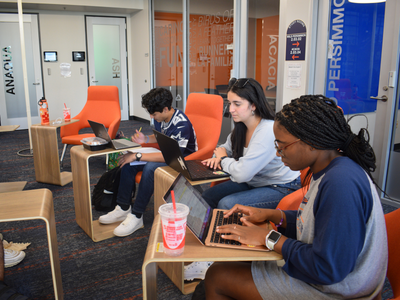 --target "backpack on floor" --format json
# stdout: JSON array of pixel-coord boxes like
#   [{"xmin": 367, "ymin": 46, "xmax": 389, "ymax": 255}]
[{"xmin": 92, "ymin": 166, "xmax": 121, "ymax": 212}]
